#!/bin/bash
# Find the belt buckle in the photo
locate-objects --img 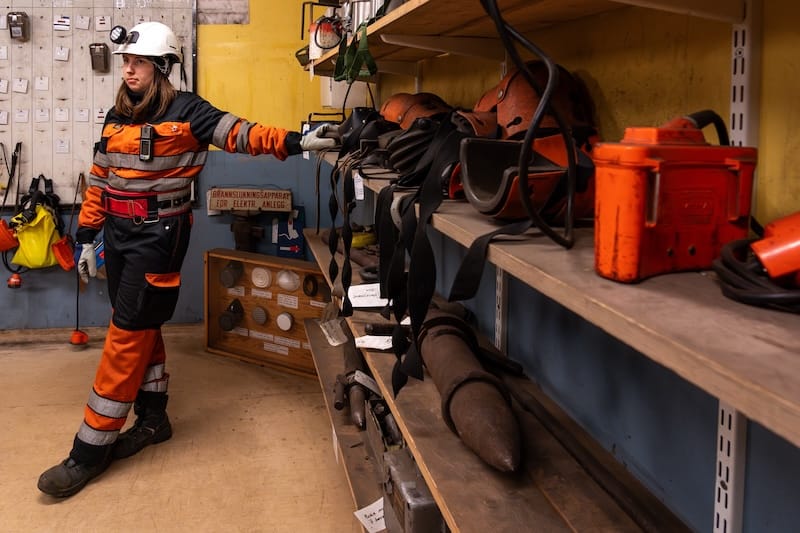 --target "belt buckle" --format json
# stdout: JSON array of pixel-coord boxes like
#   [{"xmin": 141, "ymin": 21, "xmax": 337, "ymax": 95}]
[
  {"xmin": 142, "ymin": 212, "xmax": 160, "ymax": 224},
  {"xmin": 133, "ymin": 214, "xmax": 160, "ymax": 225},
  {"xmin": 133, "ymin": 204, "xmax": 160, "ymax": 225}
]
